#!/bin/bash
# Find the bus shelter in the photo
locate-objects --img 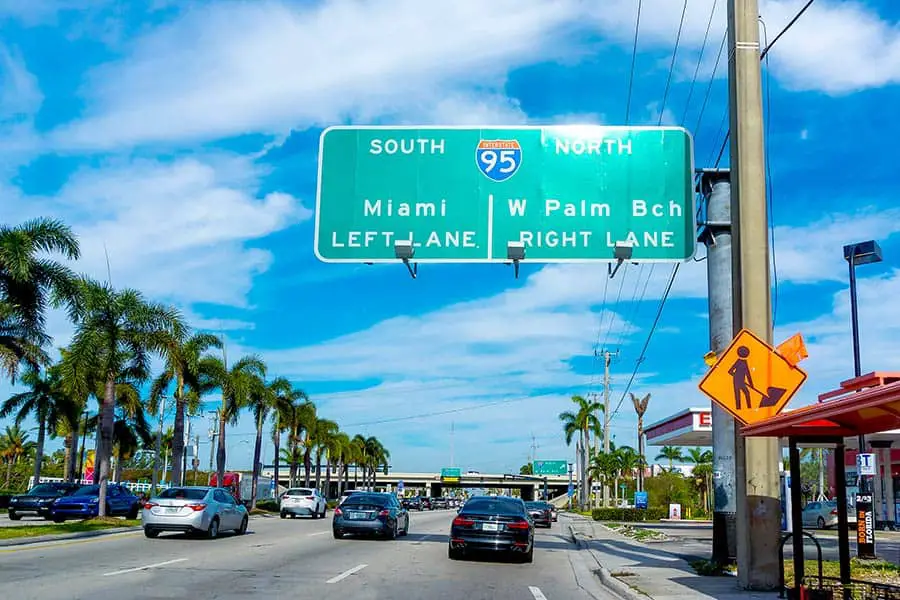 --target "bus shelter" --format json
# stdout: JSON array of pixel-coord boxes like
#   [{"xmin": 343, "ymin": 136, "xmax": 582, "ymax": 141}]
[{"xmin": 742, "ymin": 372, "xmax": 900, "ymax": 599}]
